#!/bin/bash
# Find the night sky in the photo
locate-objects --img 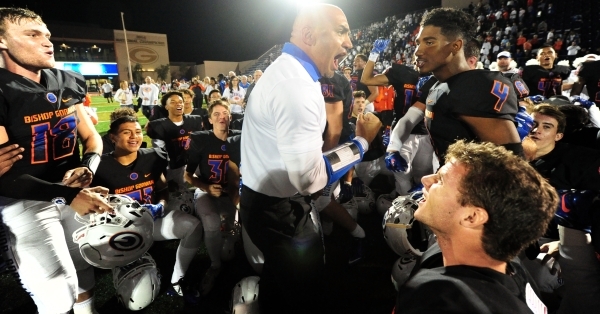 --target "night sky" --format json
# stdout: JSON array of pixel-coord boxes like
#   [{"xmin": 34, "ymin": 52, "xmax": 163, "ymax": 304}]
[{"xmin": 6, "ymin": 0, "xmax": 440, "ymax": 63}]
